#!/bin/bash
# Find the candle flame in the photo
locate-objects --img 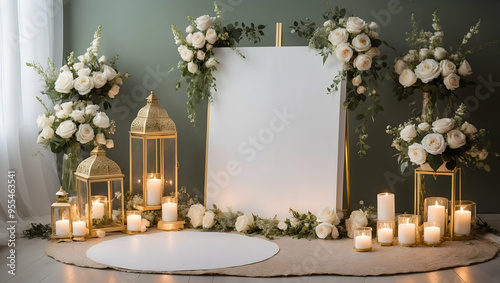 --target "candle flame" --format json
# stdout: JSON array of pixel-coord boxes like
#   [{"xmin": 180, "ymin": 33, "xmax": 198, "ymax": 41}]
[
  {"xmin": 138, "ymin": 179, "xmax": 141, "ymax": 183},
  {"xmin": 435, "ymin": 201, "xmax": 438, "ymax": 206},
  {"xmin": 385, "ymin": 193, "xmax": 389, "ymax": 196},
  {"xmin": 460, "ymin": 206, "xmax": 464, "ymax": 211},
  {"xmin": 406, "ymin": 219, "xmax": 409, "ymax": 224}
]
